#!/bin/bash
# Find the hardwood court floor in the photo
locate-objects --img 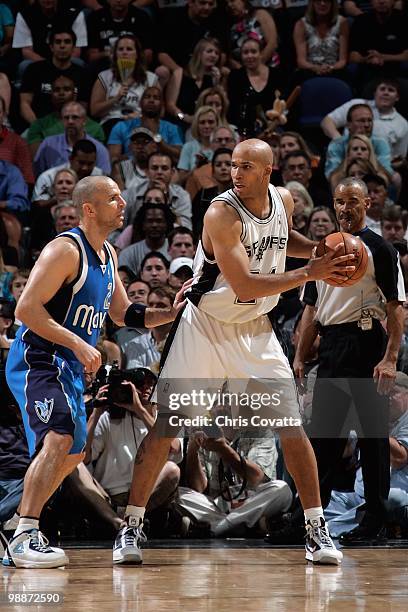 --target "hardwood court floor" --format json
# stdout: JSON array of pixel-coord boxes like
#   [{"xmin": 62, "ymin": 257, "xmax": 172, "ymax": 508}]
[{"xmin": 2, "ymin": 543, "xmax": 408, "ymax": 611}]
